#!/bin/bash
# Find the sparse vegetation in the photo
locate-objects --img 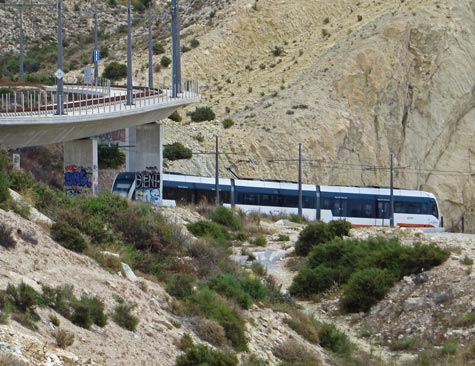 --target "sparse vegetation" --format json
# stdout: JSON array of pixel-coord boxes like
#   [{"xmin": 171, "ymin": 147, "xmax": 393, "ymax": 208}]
[
  {"xmin": 176, "ymin": 344, "xmax": 238, "ymax": 366},
  {"xmin": 271, "ymin": 46, "xmax": 284, "ymax": 57},
  {"xmin": 112, "ymin": 296, "xmax": 139, "ymax": 332},
  {"xmin": 222, "ymin": 118, "xmax": 234, "ymax": 129}
]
